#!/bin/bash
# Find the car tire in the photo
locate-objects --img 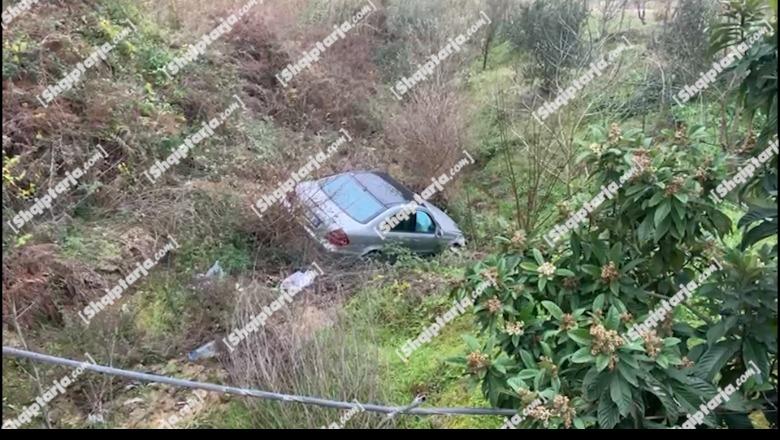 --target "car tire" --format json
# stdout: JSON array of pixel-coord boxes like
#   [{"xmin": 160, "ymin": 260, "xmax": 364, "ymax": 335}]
[{"xmin": 364, "ymin": 250, "xmax": 383, "ymax": 261}]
